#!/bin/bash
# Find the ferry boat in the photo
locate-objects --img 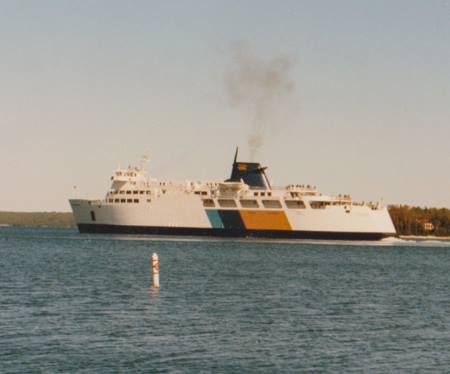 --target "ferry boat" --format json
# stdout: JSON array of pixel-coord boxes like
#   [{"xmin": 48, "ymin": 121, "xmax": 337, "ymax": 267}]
[{"xmin": 69, "ymin": 149, "xmax": 396, "ymax": 240}]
